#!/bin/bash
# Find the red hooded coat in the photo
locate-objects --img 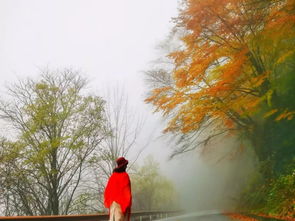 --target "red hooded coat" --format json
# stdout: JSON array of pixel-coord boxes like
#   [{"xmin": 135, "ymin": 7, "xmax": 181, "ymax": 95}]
[{"xmin": 104, "ymin": 172, "xmax": 132, "ymax": 216}]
